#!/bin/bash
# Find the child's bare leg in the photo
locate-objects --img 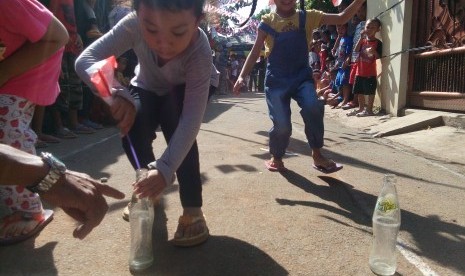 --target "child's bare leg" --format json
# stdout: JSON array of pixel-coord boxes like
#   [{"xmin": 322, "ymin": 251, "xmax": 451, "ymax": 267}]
[
  {"xmin": 341, "ymin": 85, "xmax": 351, "ymax": 105},
  {"xmin": 366, "ymin": 95, "xmax": 375, "ymax": 114},
  {"xmin": 357, "ymin": 94, "xmax": 366, "ymax": 112}
]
